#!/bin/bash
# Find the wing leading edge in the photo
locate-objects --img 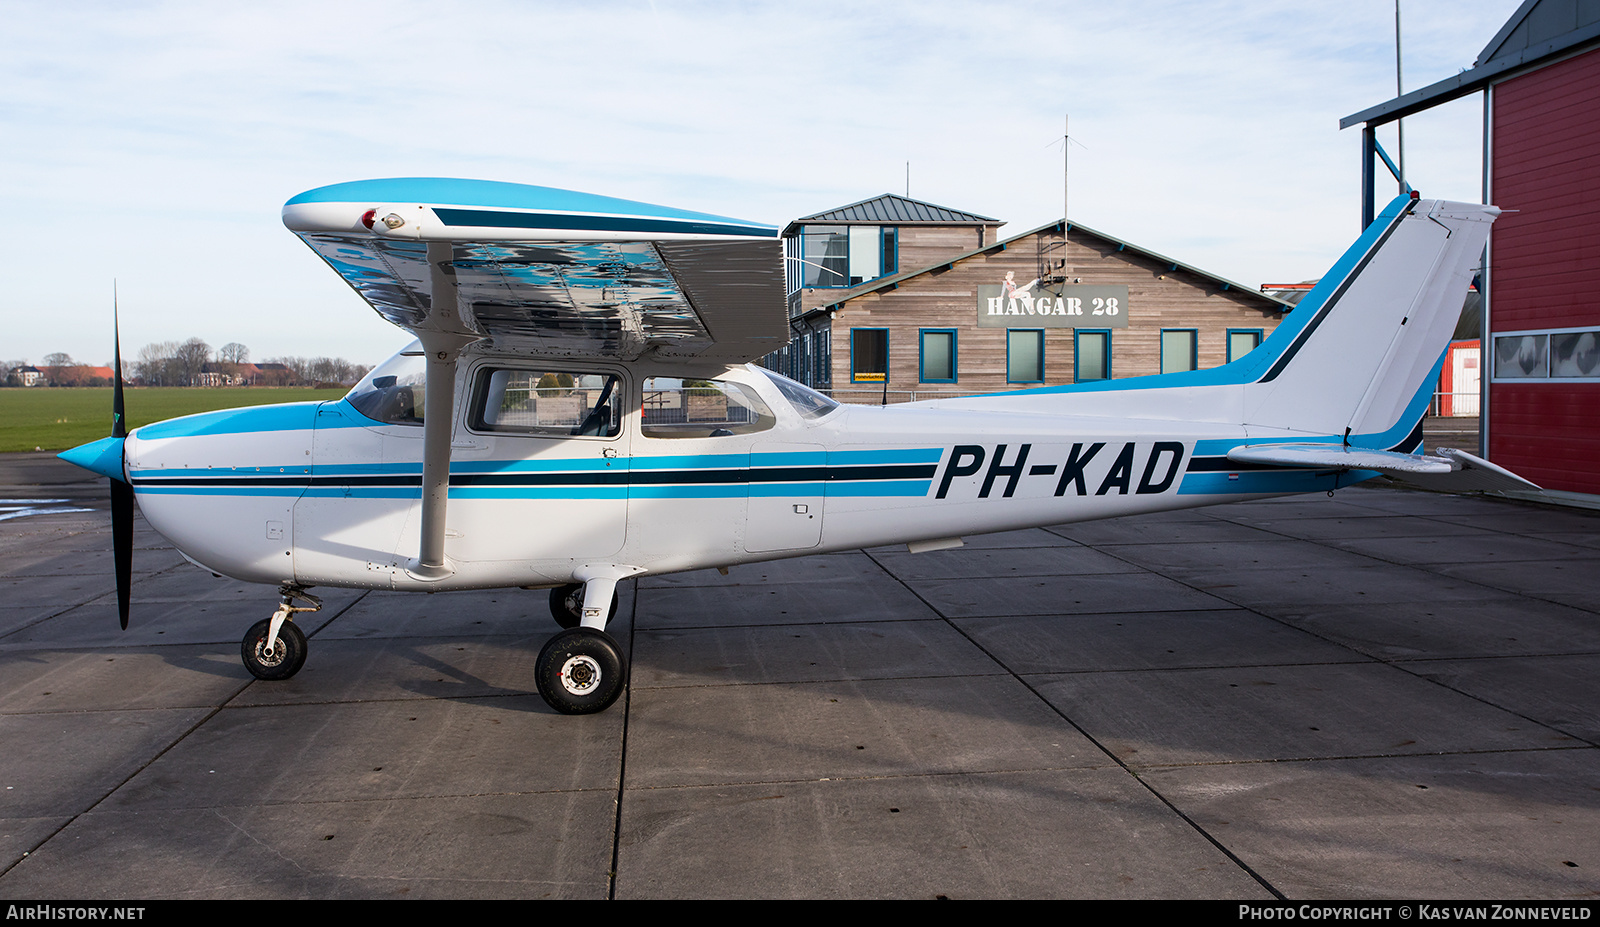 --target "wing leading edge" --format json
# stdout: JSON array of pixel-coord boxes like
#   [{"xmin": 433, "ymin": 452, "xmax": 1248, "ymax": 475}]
[{"xmin": 283, "ymin": 178, "xmax": 787, "ymax": 362}]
